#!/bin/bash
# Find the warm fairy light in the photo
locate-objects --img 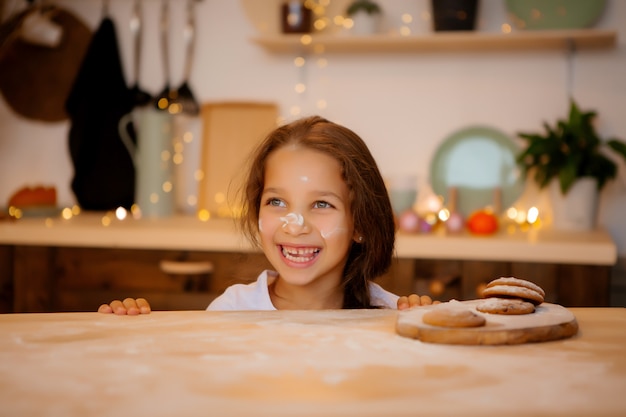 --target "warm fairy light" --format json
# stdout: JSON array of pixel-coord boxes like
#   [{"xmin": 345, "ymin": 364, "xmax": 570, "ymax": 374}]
[
  {"xmin": 438, "ymin": 208, "xmax": 450, "ymax": 222},
  {"xmin": 316, "ymin": 99, "xmax": 327, "ymax": 109},
  {"xmin": 290, "ymin": 106, "xmax": 301, "ymax": 116},
  {"xmin": 173, "ymin": 153, "xmax": 183, "ymax": 164},
  {"xmin": 343, "ymin": 18, "xmax": 354, "ymax": 29},
  {"xmin": 150, "ymin": 193, "xmax": 159, "ymax": 203},
  {"xmin": 194, "ymin": 169, "xmax": 204, "ymax": 181},
  {"xmin": 294, "ymin": 56, "xmax": 305, "ymax": 67},
  {"xmin": 501, "ymin": 23, "xmax": 512, "ymax": 33},
  {"xmin": 198, "ymin": 209, "xmax": 211, "ymax": 221},
  {"xmin": 186, "ymin": 195, "xmax": 197, "ymax": 206},
  {"xmin": 174, "ymin": 141, "xmax": 184, "ymax": 153},
  {"xmin": 71, "ymin": 205, "xmax": 80, "ymax": 215},
  {"xmin": 161, "ymin": 150, "xmax": 171, "ymax": 161},
  {"xmin": 115, "ymin": 206, "xmax": 127, "ymax": 220},
  {"xmin": 527, "ymin": 206, "xmax": 539, "ymax": 224},
  {"xmin": 131, "ymin": 204, "xmax": 142, "ymax": 219},
  {"xmin": 183, "ymin": 131, "xmax": 193, "ymax": 143},
  {"xmin": 9, "ymin": 206, "xmax": 22, "ymax": 219},
  {"xmin": 214, "ymin": 192, "xmax": 226, "ymax": 204},
  {"xmin": 300, "ymin": 34, "xmax": 312, "ymax": 45},
  {"xmin": 400, "ymin": 26, "xmax": 411, "ymax": 36},
  {"xmin": 101, "ymin": 215, "xmax": 112, "ymax": 227},
  {"xmin": 157, "ymin": 98, "xmax": 168, "ymax": 110},
  {"xmin": 163, "ymin": 181, "xmax": 173, "ymax": 193},
  {"xmin": 402, "ymin": 13, "xmax": 413, "ymax": 24},
  {"xmin": 423, "ymin": 212, "xmax": 438, "ymax": 226},
  {"xmin": 295, "ymin": 83, "xmax": 306, "ymax": 93},
  {"xmin": 333, "ymin": 15, "xmax": 344, "ymax": 26},
  {"xmin": 168, "ymin": 103, "xmax": 182, "ymax": 114},
  {"xmin": 314, "ymin": 18, "xmax": 326, "ymax": 31},
  {"xmin": 61, "ymin": 207, "xmax": 73, "ymax": 220}
]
